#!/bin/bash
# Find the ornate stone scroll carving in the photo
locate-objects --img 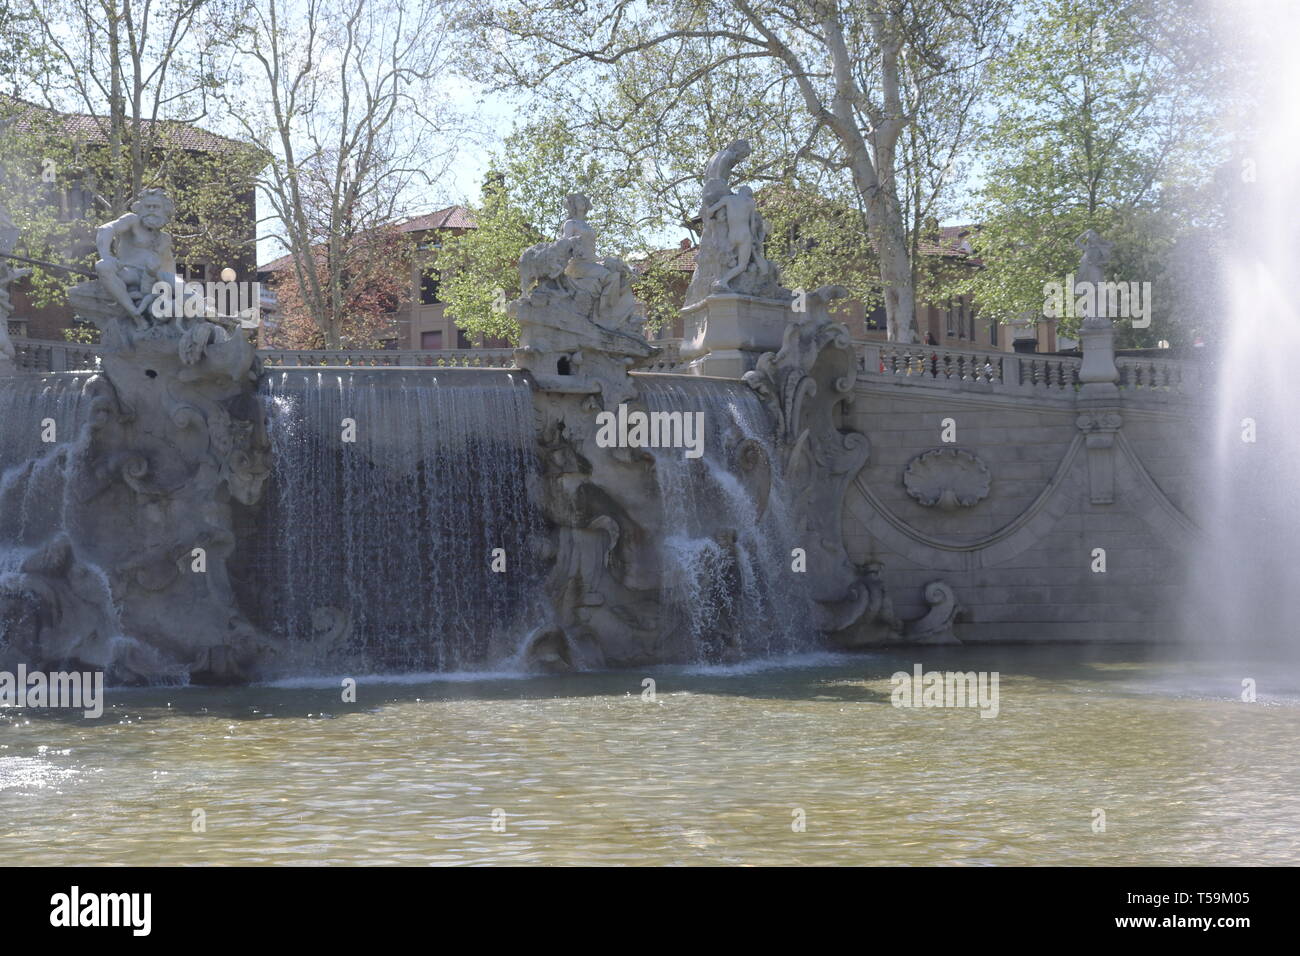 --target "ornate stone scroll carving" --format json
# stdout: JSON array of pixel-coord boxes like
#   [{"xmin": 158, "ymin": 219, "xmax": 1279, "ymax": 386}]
[
  {"xmin": 902, "ymin": 448, "xmax": 991, "ymax": 510},
  {"xmin": 744, "ymin": 286, "xmax": 964, "ymax": 645},
  {"xmin": 744, "ymin": 286, "xmax": 895, "ymax": 639}
]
